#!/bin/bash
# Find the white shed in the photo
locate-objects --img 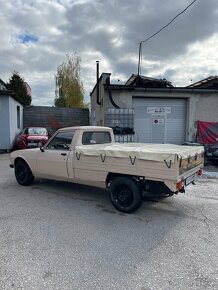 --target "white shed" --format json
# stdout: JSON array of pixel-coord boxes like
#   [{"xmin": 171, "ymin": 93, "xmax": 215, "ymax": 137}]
[{"xmin": 0, "ymin": 90, "xmax": 23, "ymax": 151}]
